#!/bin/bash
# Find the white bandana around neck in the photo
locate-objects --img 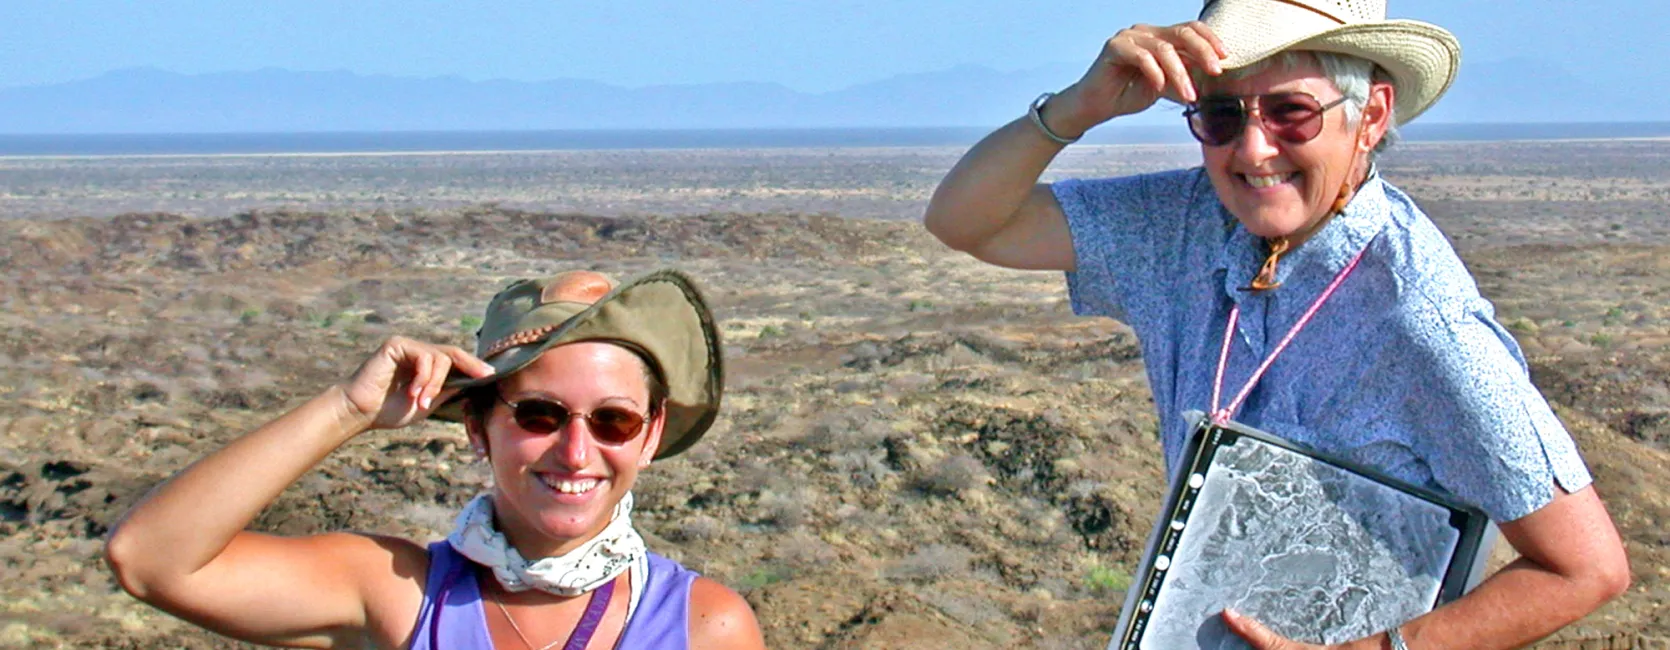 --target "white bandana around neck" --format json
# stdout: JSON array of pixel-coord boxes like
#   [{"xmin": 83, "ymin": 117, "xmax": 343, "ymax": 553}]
[{"xmin": 447, "ymin": 491, "xmax": 648, "ymax": 598}]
